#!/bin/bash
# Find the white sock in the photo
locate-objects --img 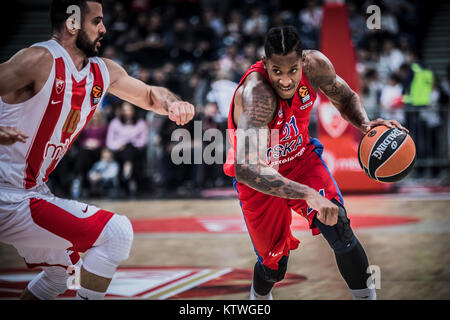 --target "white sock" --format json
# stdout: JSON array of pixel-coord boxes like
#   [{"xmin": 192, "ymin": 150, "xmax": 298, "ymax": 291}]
[
  {"xmin": 75, "ymin": 287, "xmax": 107, "ymax": 300},
  {"xmin": 350, "ymin": 287, "xmax": 377, "ymax": 300}
]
